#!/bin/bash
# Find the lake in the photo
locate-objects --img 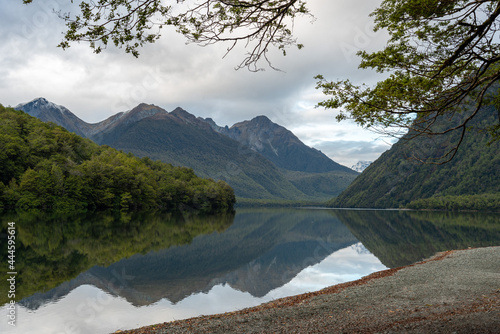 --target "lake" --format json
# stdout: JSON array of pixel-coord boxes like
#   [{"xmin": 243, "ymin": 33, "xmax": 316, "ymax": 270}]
[{"xmin": 1, "ymin": 208, "xmax": 499, "ymax": 333}]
